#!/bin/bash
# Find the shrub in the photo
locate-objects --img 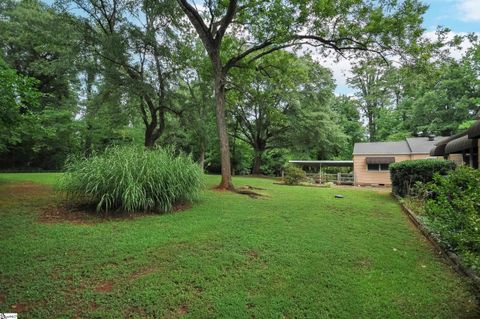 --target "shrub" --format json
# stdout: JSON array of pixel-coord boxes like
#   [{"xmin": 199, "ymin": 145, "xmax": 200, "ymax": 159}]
[
  {"xmin": 60, "ymin": 146, "xmax": 204, "ymax": 213},
  {"xmin": 422, "ymin": 166, "xmax": 480, "ymax": 268},
  {"xmin": 260, "ymin": 148, "xmax": 290, "ymax": 176},
  {"xmin": 283, "ymin": 164, "xmax": 306, "ymax": 185},
  {"xmin": 390, "ymin": 159, "xmax": 456, "ymax": 197},
  {"xmin": 323, "ymin": 182, "xmax": 334, "ymax": 188}
]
